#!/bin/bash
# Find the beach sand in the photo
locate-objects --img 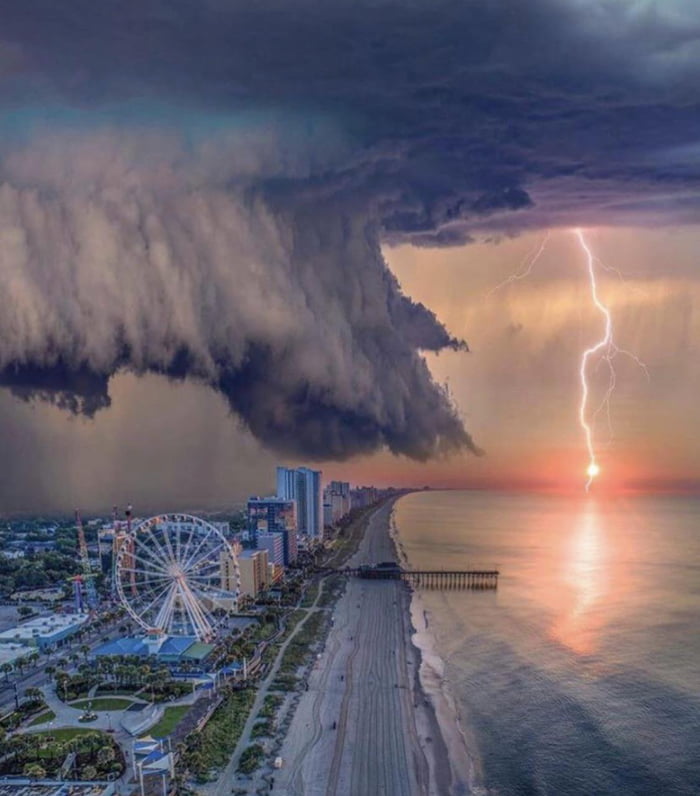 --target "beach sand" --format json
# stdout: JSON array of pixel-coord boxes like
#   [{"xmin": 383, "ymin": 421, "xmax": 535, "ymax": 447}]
[{"xmin": 272, "ymin": 499, "xmax": 467, "ymax": 796}]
